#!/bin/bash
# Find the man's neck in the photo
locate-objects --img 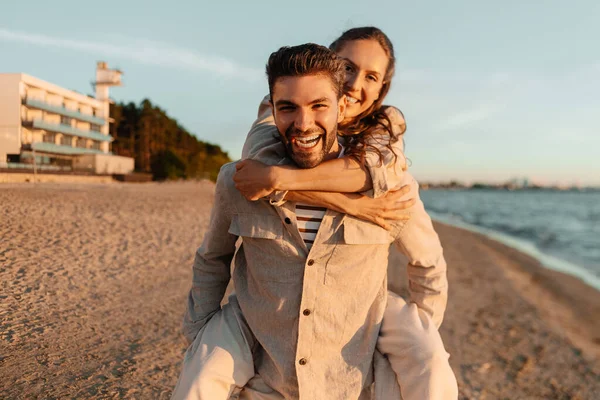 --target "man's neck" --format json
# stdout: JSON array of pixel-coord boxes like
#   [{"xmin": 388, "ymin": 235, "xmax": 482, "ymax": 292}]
[{"xmin": 323, "ymin": 141, "xmax": 341, "ymax": 162}]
